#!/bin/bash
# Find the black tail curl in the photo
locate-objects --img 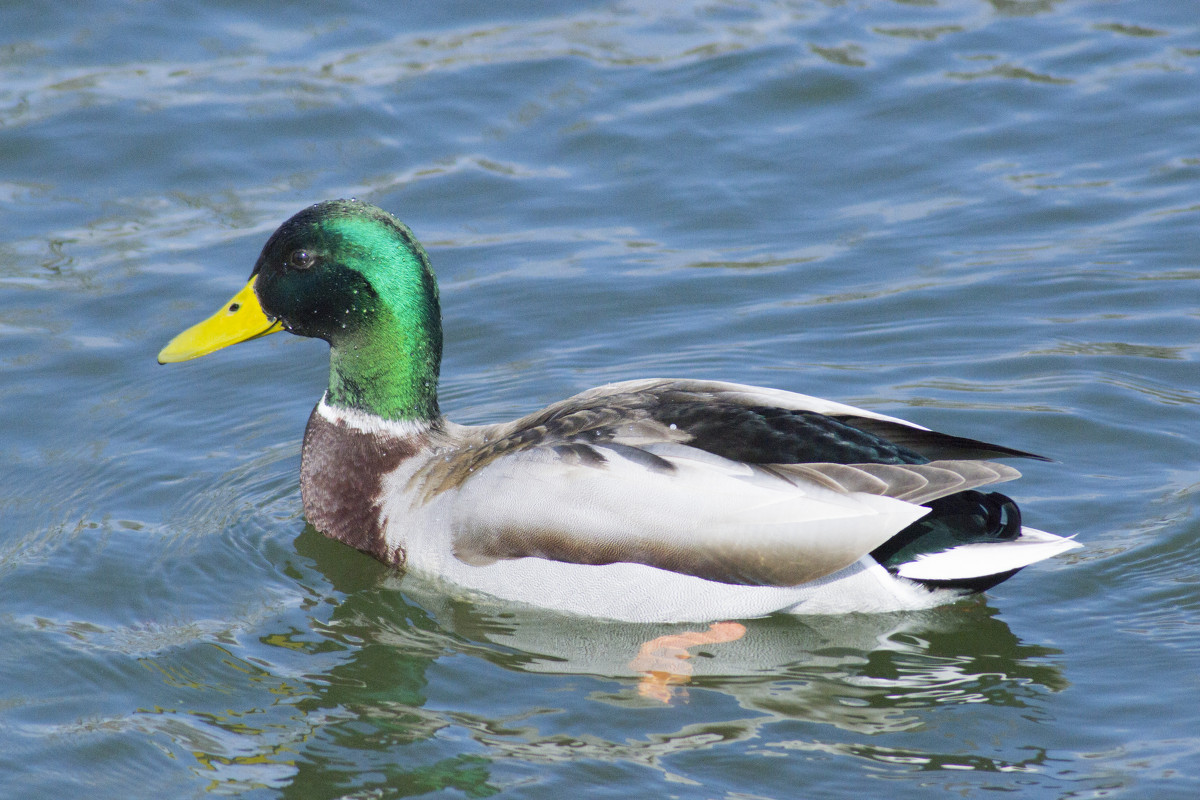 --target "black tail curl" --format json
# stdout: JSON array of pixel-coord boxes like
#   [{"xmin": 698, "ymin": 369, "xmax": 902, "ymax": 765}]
[{"xmin": 870, "ymin": 490, "xmax": 1024, "ymax": 593}]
